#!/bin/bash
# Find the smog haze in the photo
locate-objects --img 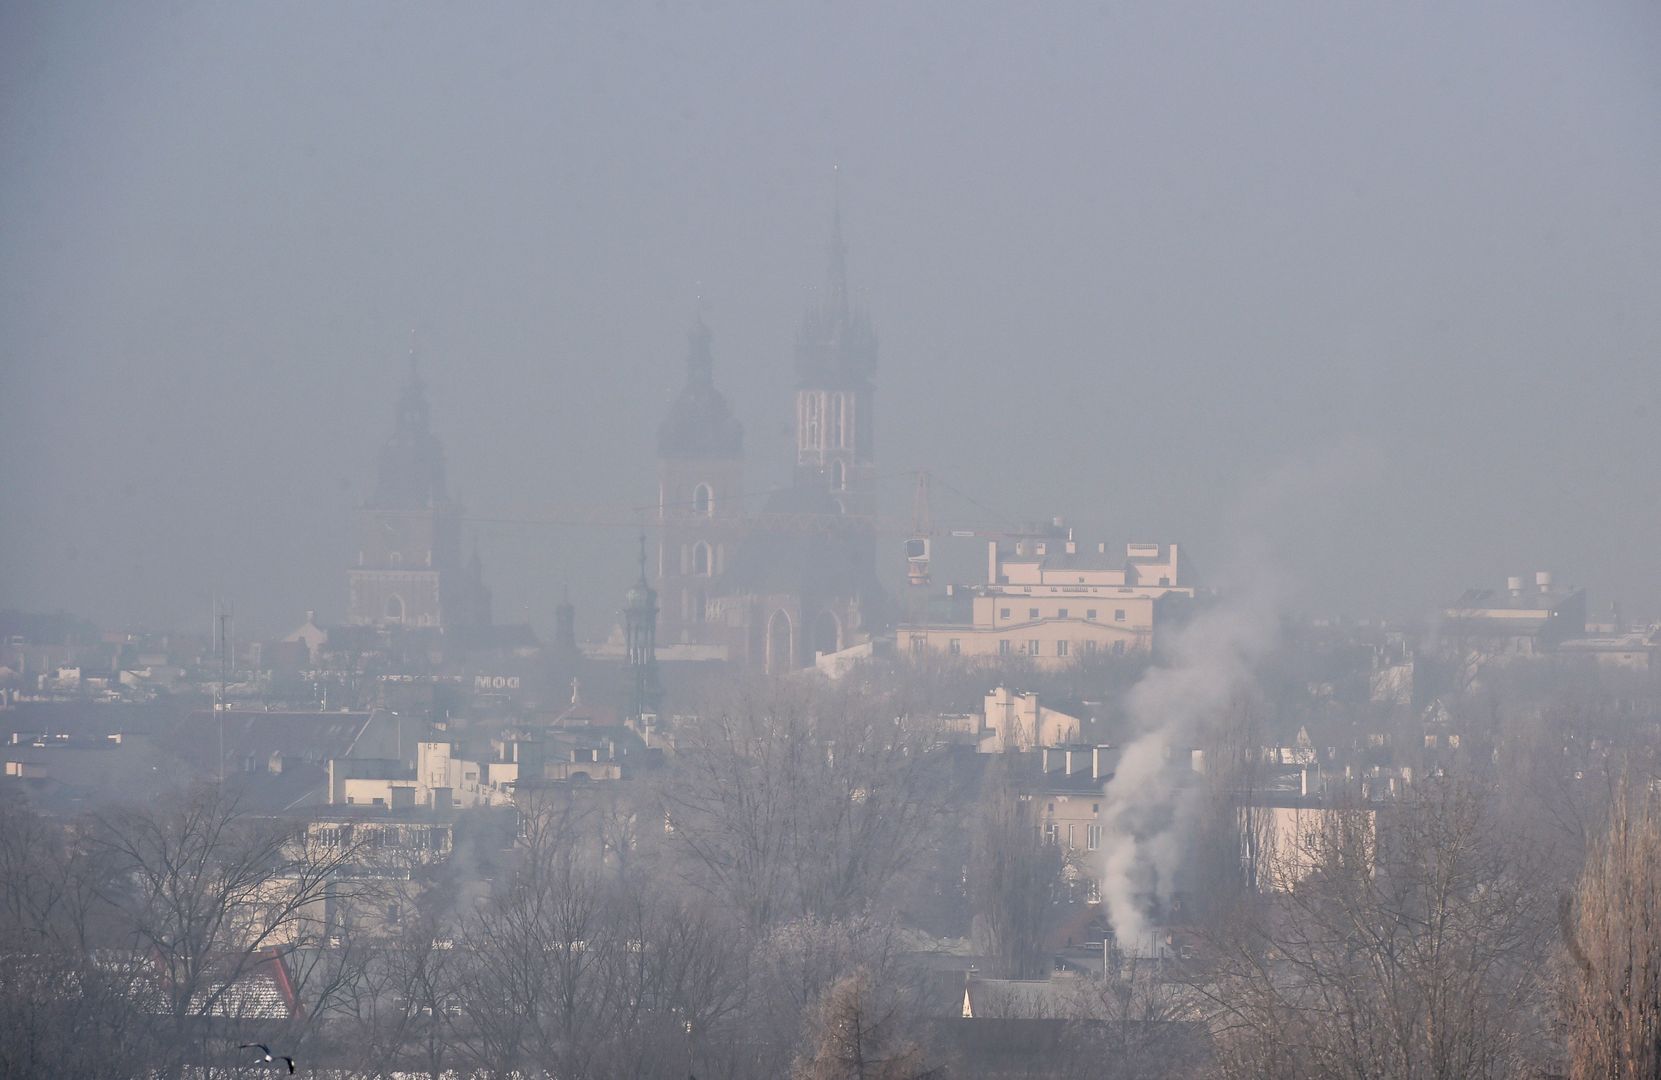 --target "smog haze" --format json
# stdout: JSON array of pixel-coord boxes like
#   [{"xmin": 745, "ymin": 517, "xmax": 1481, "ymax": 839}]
[{"xmin": 2, "ymin": 2, "xmax": 1658, "ymax": 636}]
